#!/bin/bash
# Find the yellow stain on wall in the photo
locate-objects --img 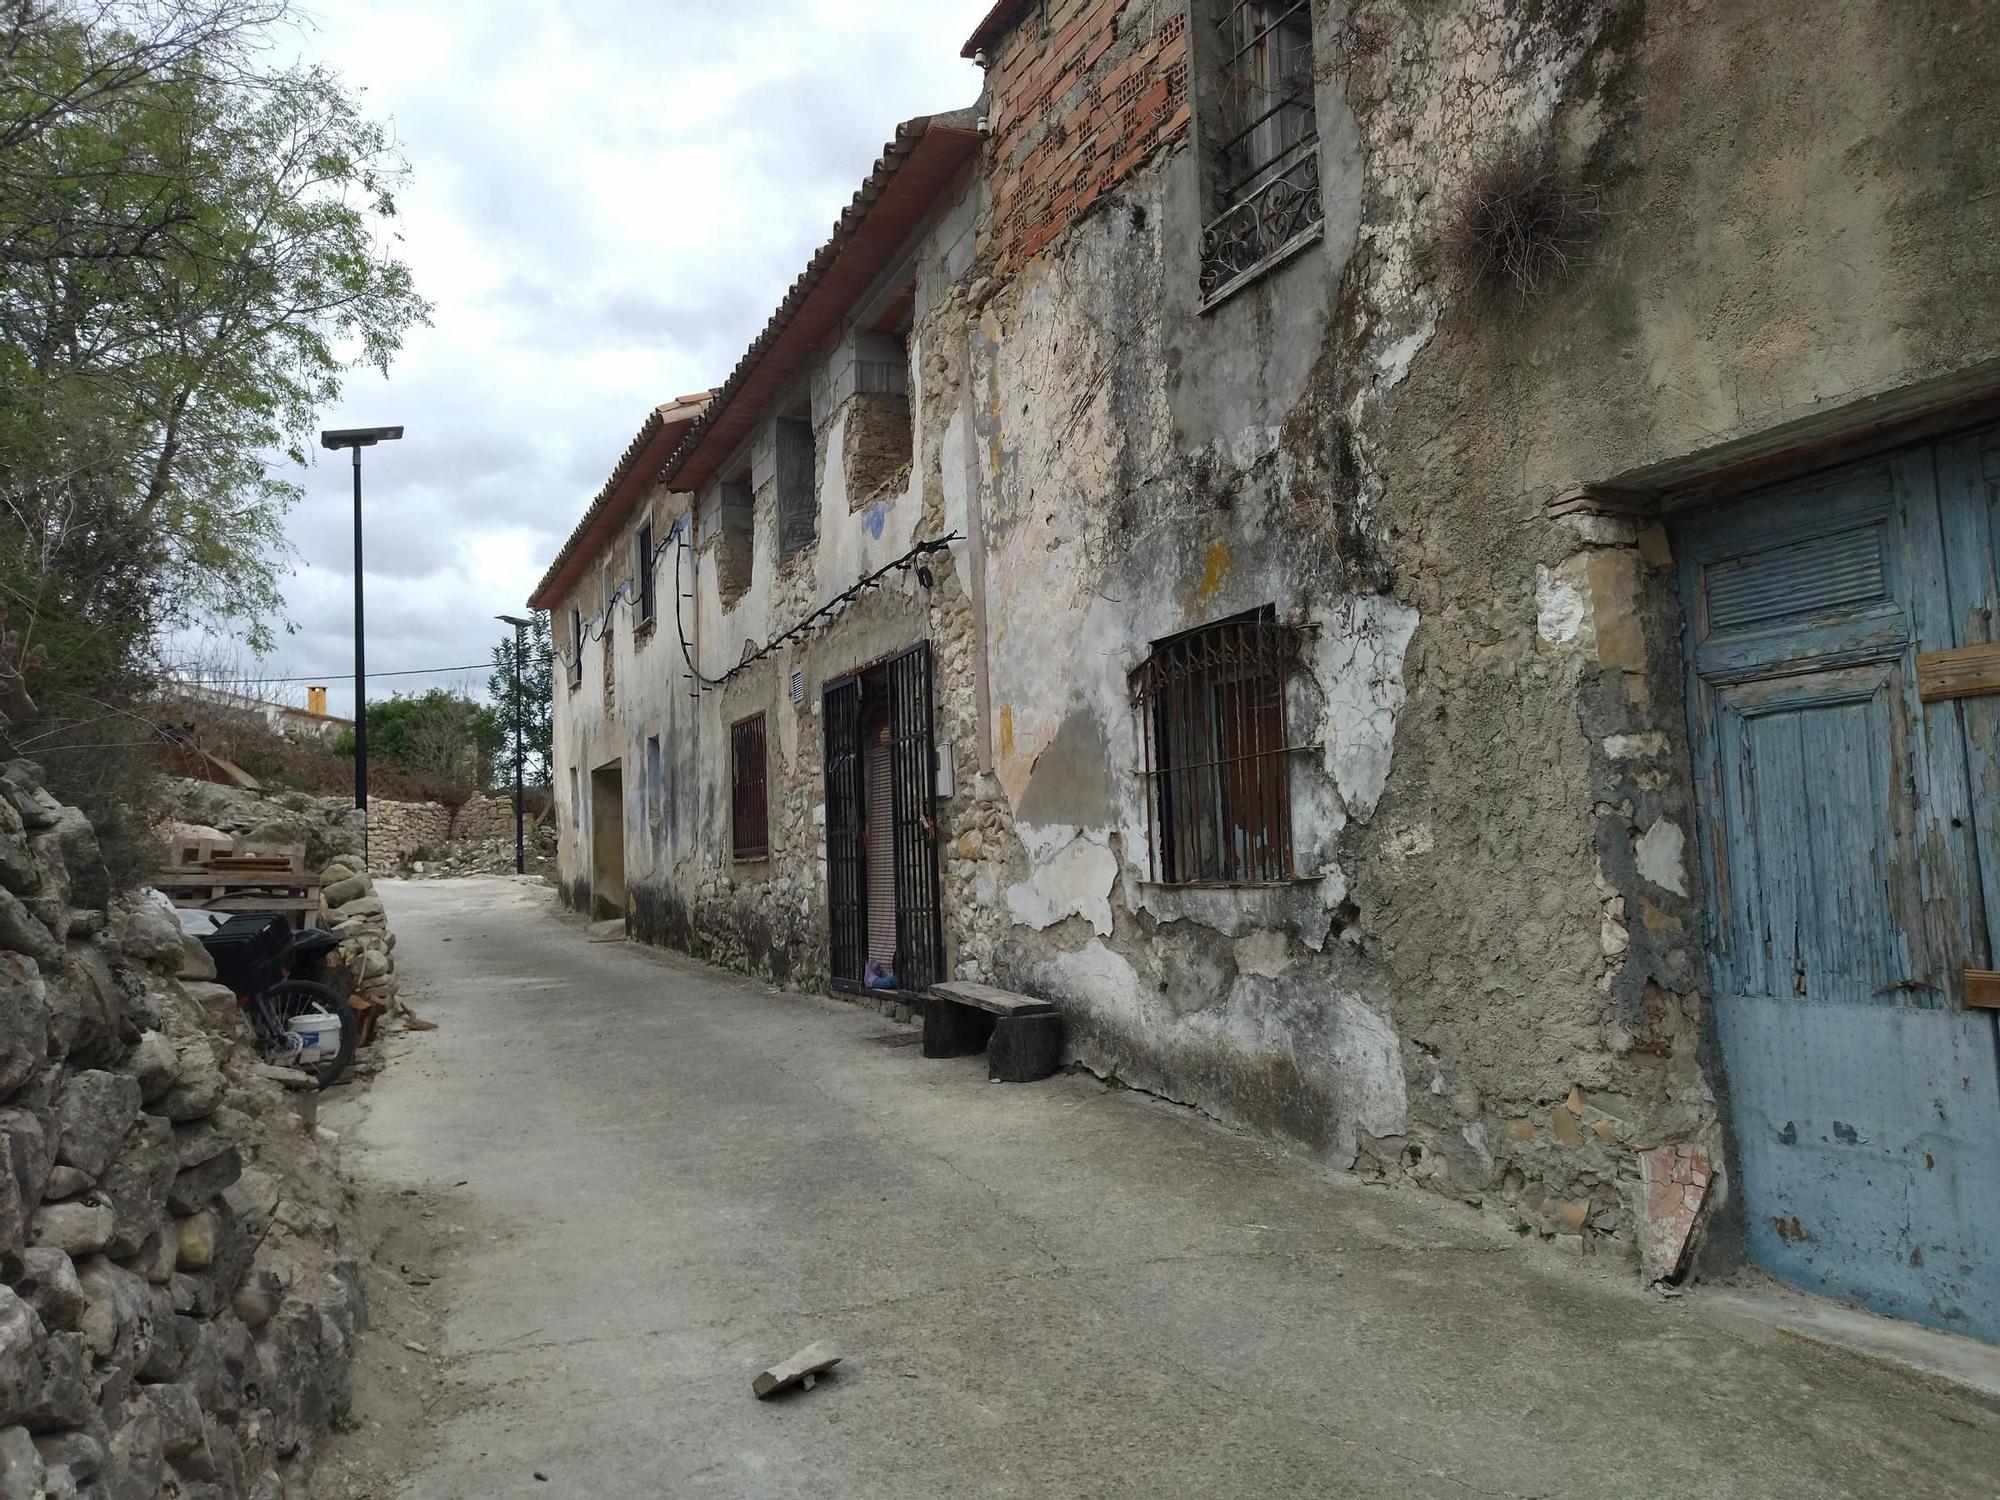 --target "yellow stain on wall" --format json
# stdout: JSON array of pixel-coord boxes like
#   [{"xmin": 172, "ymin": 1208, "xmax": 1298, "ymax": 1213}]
[
  {"xmin": 999, "ymin": 703, "xmax": 1014, "ymax": 757},
  {"xmin": 1195, "ymin": 540, "xmax": 1231, "ymax": 604}
]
